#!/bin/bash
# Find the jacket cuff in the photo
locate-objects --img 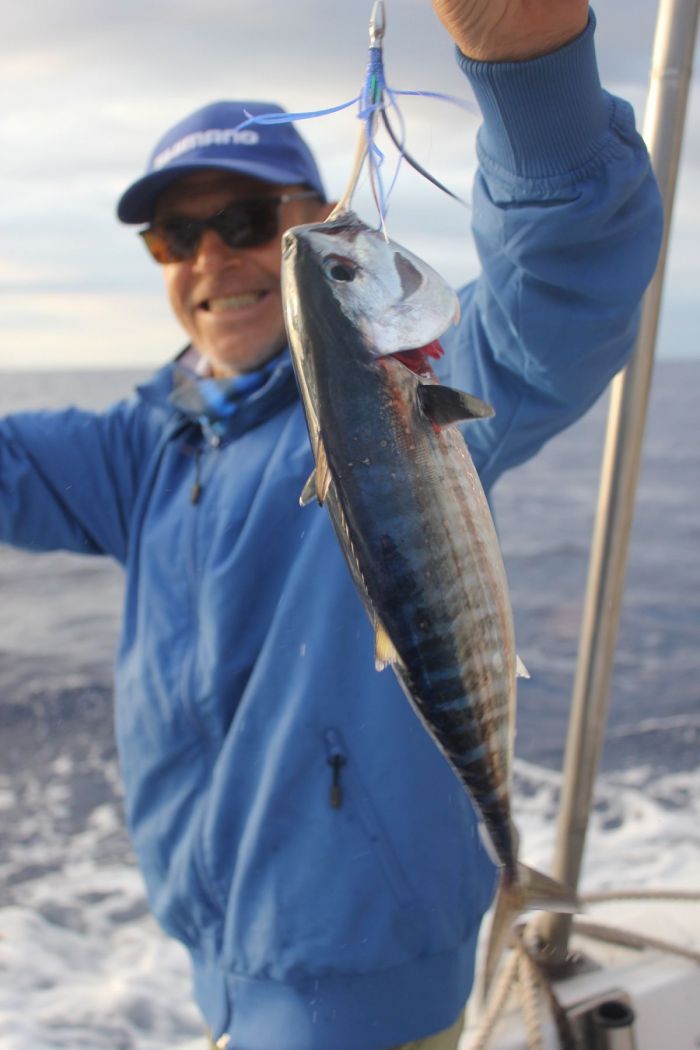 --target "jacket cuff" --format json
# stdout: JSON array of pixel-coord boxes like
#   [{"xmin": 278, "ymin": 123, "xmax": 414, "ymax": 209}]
[{"xmin": 458, "ymin": 11, "xmax": 611, "ymax": 178}]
